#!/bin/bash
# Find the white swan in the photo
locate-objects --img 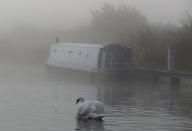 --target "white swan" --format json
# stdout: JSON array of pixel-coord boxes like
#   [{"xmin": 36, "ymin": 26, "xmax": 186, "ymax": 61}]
[{"xmin": 75, "ymin": 97, "xmax": 104, "ymax": 120}]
